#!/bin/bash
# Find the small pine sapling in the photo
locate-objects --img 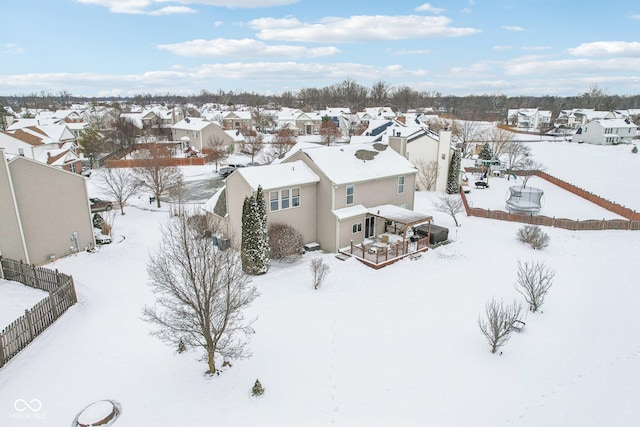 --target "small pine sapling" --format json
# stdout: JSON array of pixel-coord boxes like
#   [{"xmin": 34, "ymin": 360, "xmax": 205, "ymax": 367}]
[
  {"xmin": 177, "ymin": 339, "xmax": 186, "ymax": 353},
  {"xmin": 252, "ymin": 379, "xmax": 264, "ymax": 396},
  {"xmin": 632, "ymin": 145, "xmax": 638, "ymax": 154}
]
